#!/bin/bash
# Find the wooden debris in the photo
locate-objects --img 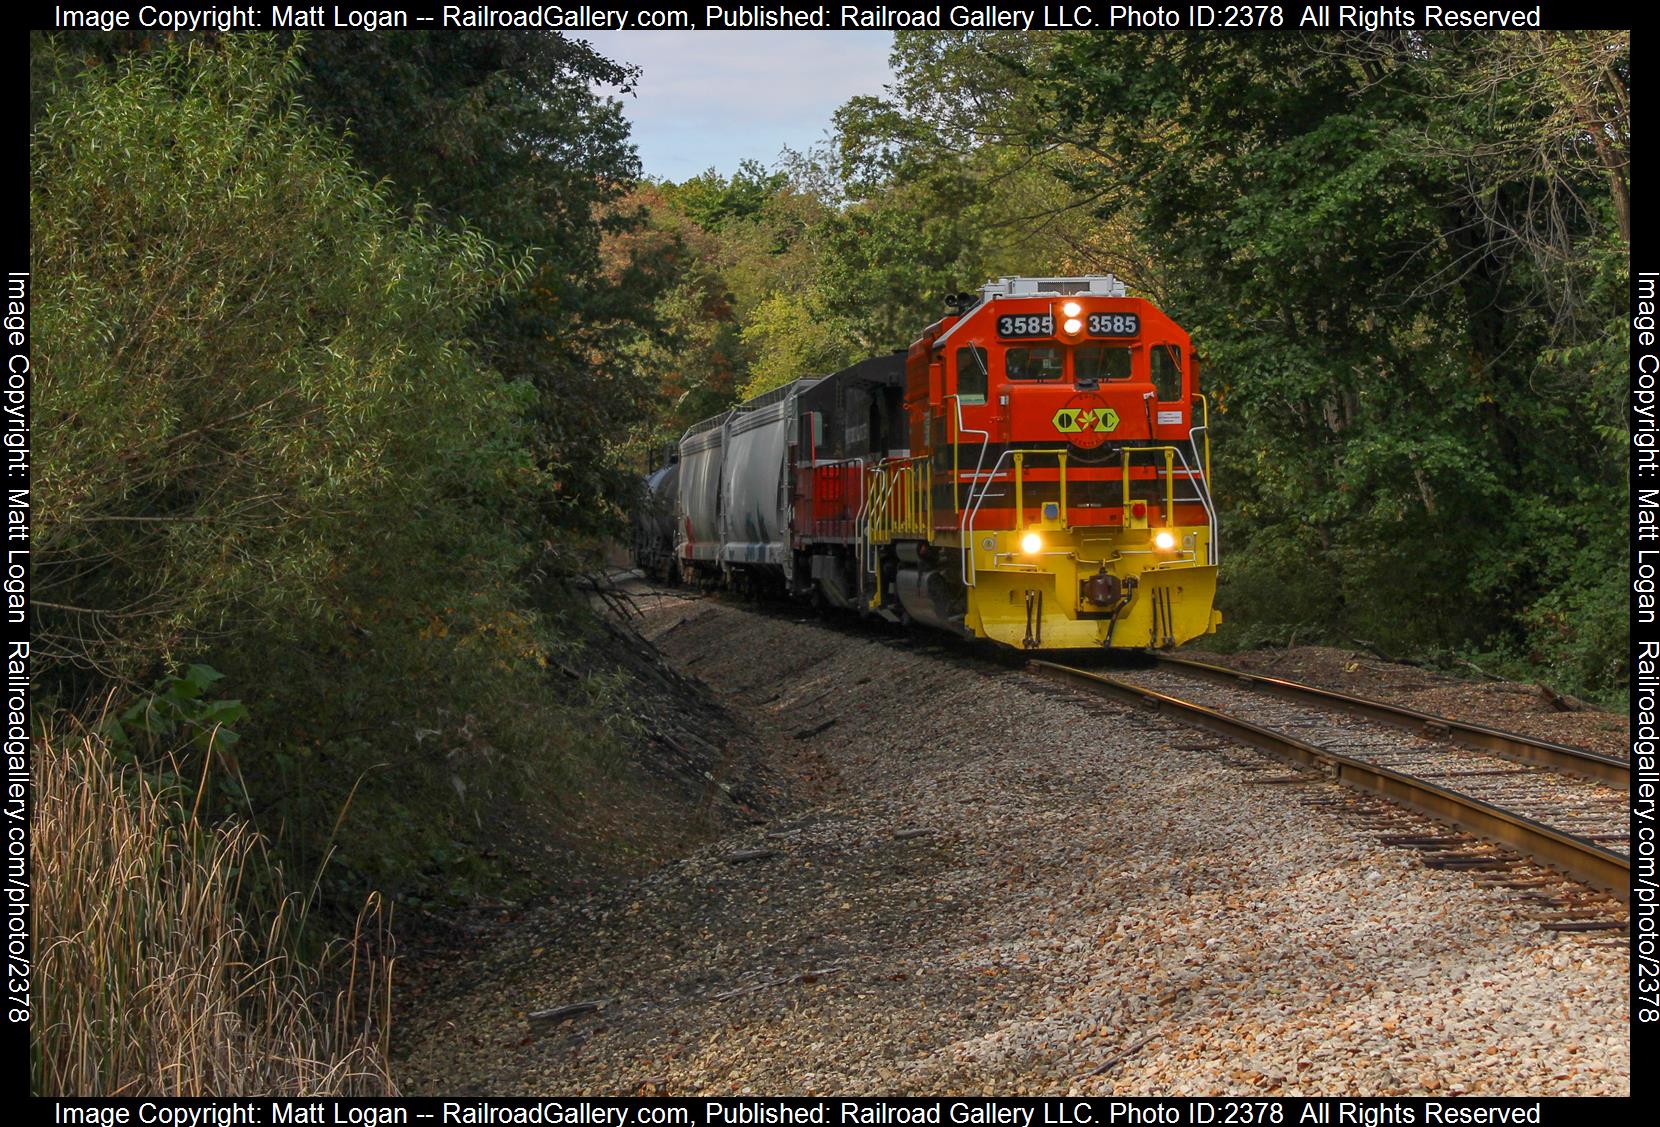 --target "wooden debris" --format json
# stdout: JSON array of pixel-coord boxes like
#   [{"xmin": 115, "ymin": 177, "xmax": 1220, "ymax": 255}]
[
  {"xmin": 892, "ymin": 828, "xmax": 933, "ymax": 840},
  {"xmin": 723, "ymin": 848, "xmax": 778, "ymax": 863},
  {"xmin": 1087, "ymin": 1033, "xmax": 1156, "ymax": 1076},
  {"xmin": 793, "ymin": 718, "xmax": 838, "ymax": 740},
  {"xmin": 713, "ymin": 967, "xmax": 841, "ymax": 1001},
  {"xmin": 1535, "ymin": 682, "xmax": 1585, "ymax": 712},
  {"xmin": 527, "ymin": 999, "xmax": 611, "ymax": 1034}
]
